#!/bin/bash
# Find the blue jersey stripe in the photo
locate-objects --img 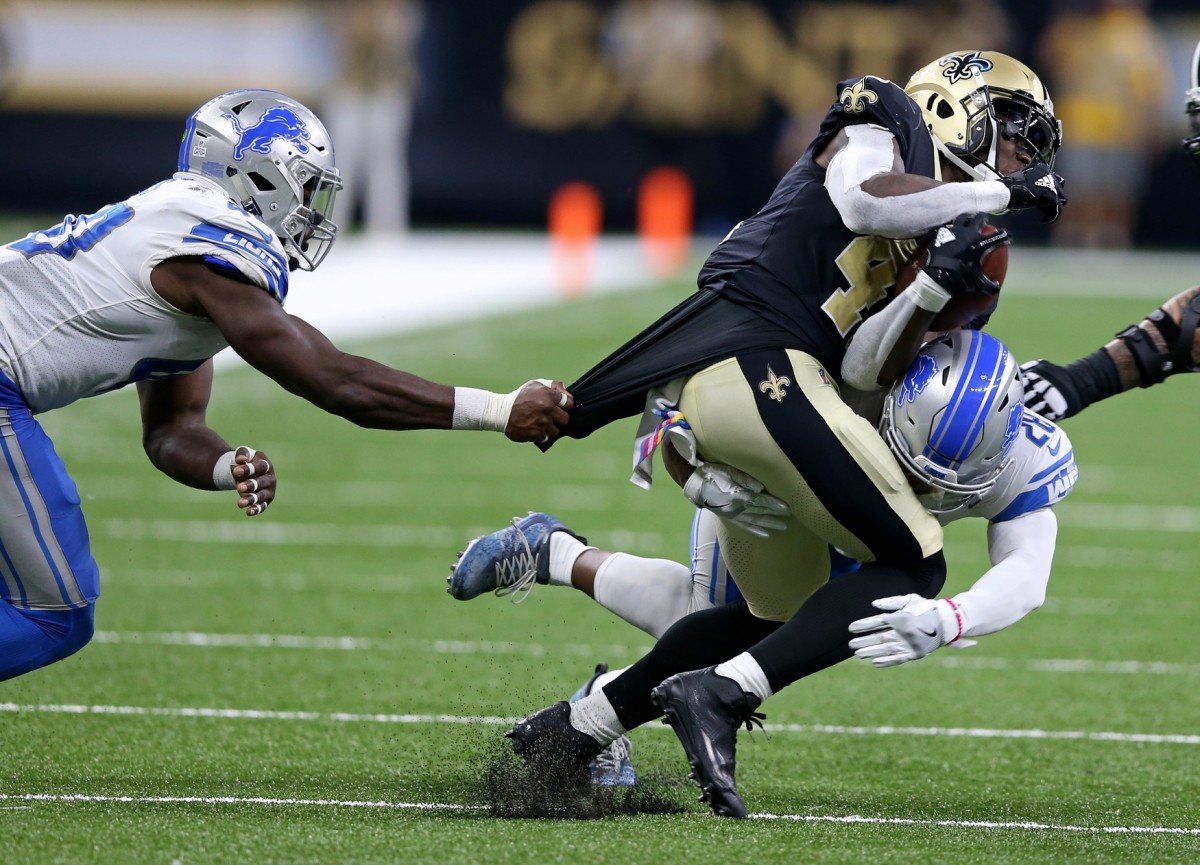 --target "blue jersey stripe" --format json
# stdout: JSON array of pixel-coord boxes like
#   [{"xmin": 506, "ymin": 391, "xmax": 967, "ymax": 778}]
[
  {"xmin": 926, "ymin": 335, "xmax": 1007, "ymax": 465},
  {"xmin": 0, "ymin": 430, "xmax": 72, "ymax": 606},
  {"xmin": 182, "ymin": 223, "xmax": 289, "ymax": 302},
  {"xmin": 1029, "ymin": 449, "xmax": 1075, "ymax": 483}
]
